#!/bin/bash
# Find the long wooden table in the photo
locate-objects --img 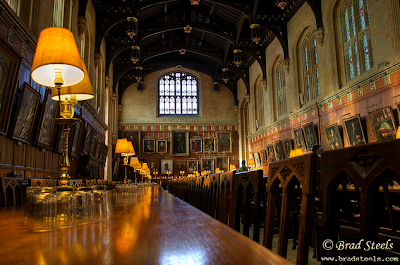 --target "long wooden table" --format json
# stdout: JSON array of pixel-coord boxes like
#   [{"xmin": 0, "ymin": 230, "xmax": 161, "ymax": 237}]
[{"xmin": 0, "ymin": 185, "xmax": 293, "ymax": 265}]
